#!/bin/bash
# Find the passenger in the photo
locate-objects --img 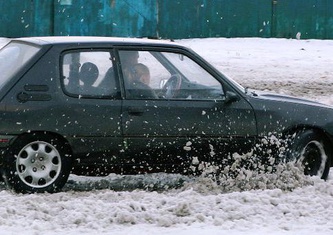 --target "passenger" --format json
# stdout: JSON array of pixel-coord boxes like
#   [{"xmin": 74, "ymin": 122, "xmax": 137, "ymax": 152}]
[
  {"xmin": 119, "ymin": 51, "xmax": 139, "ymax": 73},
  {"xmin": 119, "ymin": 50, "xmax": 139, "ymax": 87},
  {"xmin": 79, "ymin": 62, "xmax": 99, "ymax": 94}
]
